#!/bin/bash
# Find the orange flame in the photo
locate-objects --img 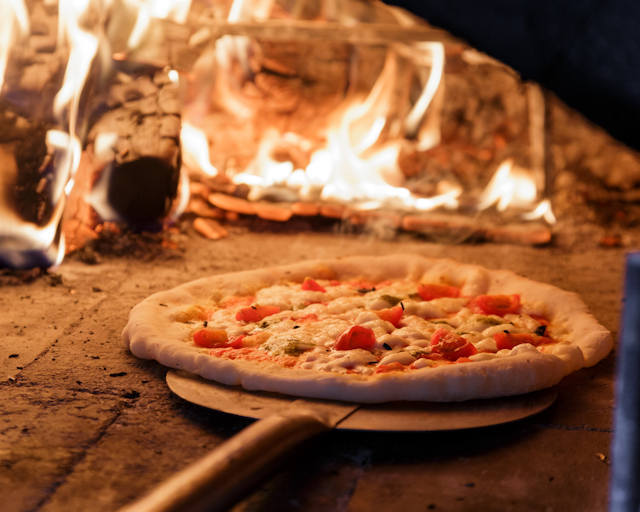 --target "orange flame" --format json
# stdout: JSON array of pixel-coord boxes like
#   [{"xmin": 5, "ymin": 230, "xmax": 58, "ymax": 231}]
[
  {"xmin": 124, "ymin": 0, "xmax": 191, "ymax": 49},
  {"xmin": 478, "ymin": 159, "xmax": 537, "ymax": 211},
  {"xmin": 181, "ymin": 123, "xmax": 218, "ymax": 176},
  {"xmin": 479, "ymin": 159, "xmax": 556, "ymax": 223},
  {"xmin": 184, "ymin": 33, "xmax": 449, "ymax": 213},
  {"xmin": 0, "ymin": 0, "xmax": 100, "ymax": 267},
  {"xmin": 522, "ymin": 199, "xmax": 556, "ymax": 224}
]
